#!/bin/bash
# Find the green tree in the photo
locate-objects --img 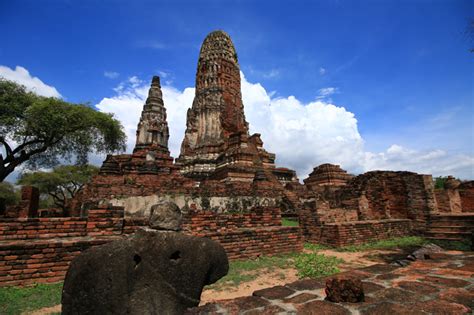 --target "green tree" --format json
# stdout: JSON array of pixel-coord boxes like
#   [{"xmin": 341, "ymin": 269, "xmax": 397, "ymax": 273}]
[
  {"xmin": 0, "ymin": 79, "xmax": 126, "ymax": 182},
  {"xmin": 18, "ymin": 165, "xmax": 99, "ymax": 211},
  {"xmin": 434, "ymin": 176, "xmax": 448, "ymax": 189},
  {"xmin": 0, "ymin": 182, "xmax": 19, "ymax": 205}
]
